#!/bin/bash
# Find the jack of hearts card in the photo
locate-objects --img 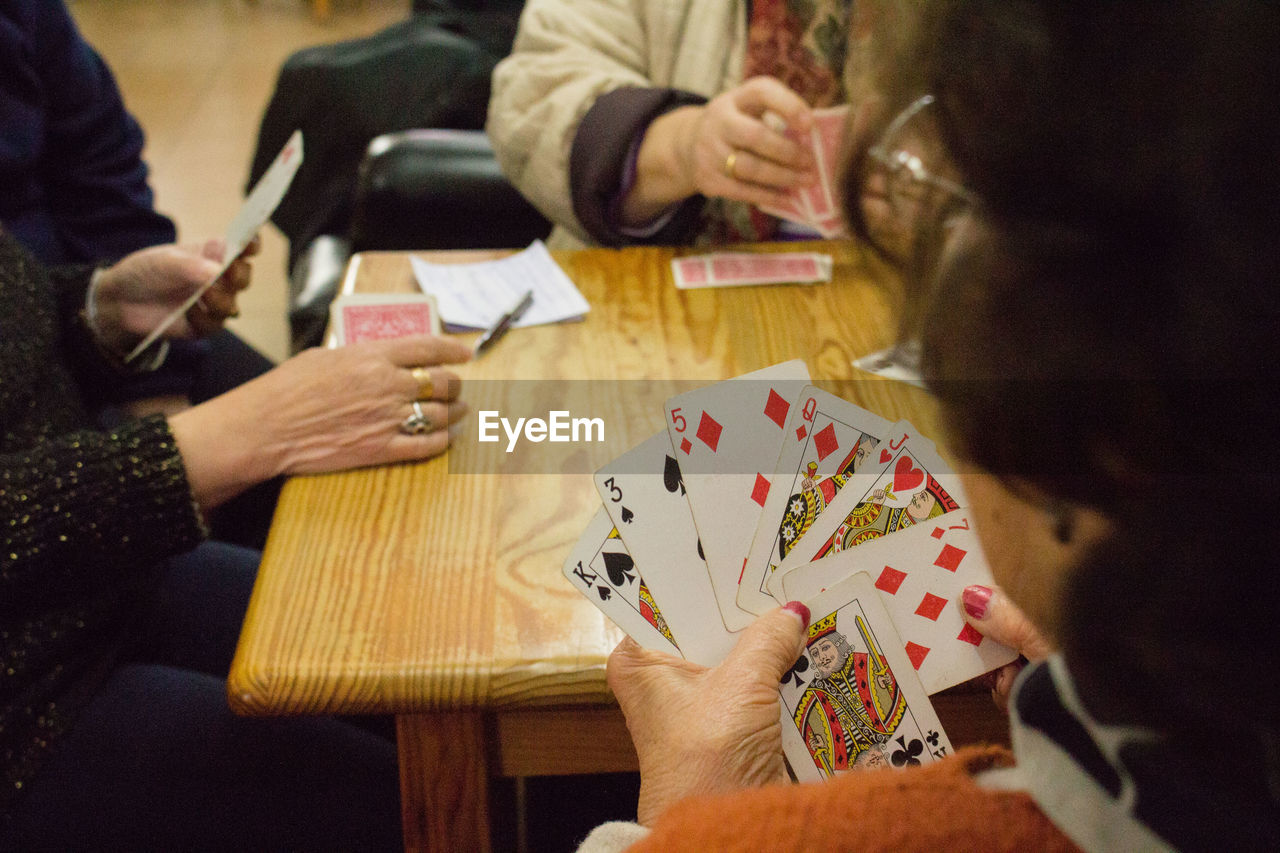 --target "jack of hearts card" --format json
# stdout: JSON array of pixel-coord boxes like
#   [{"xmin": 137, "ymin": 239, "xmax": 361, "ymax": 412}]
[
  {"xmin": 738, "ymin": 386, "xmax": 891, "ymax": 615},
  {"xmin": 769, "ymin": 431, "xmax": 965, "ymax": 600}
]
